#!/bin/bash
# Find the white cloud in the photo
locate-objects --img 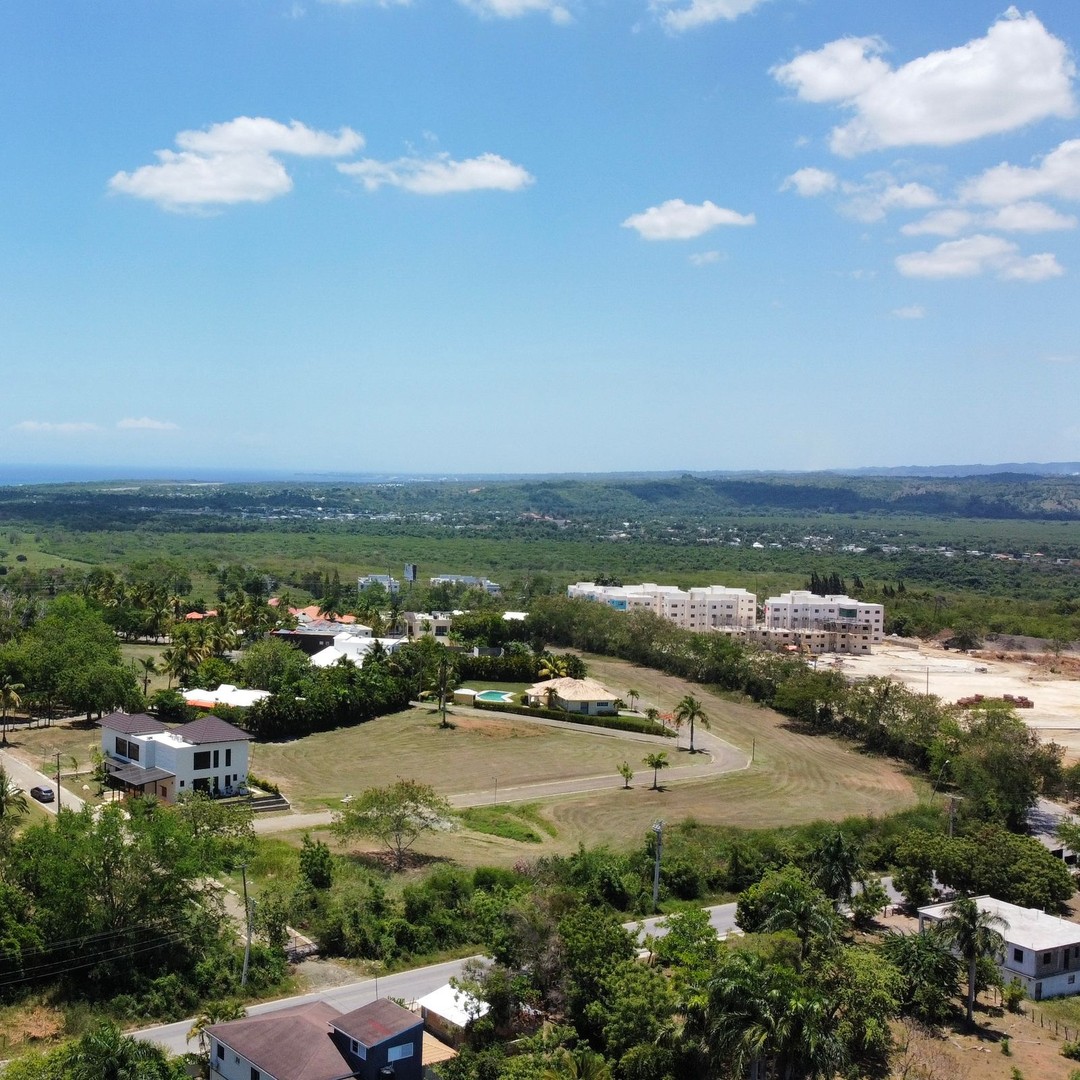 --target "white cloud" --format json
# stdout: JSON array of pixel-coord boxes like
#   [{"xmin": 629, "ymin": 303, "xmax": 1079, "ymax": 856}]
[
  {"xmin": 12, "ymin": 420, "xmax": 100, "ymax": 434},
  {"xmin": 110, "ymin": 117, "xmax": 363, "ymax": 210},
  {"xmin": 895, "ymin": 234, "xmax": 1064, "ymax": 281},
  {"xmin": 900, "ymin": 209, "xmax": 976, "ymax": 237},
  {"xmin": 772, "ymin": 10, "xmax": 1076, "ymax": 156},
  {"xmin": 689, "ymin": 250, "xmax": 723, "ymax": 266},
  {"xmin": 339, "ymin": 152, "xmax": 533, "ymax": 194},
  {"xmin": 651, "ymin": 0, "xmax": 769, "ymax": 33},
  {"xmin": 842, "ymin": 179, "xmax": 939, "ymax": 223},
  {"xmin": 176, "ymin": 117, "xmax": 362, "ymax": 158},
  {"xmin": 960, "ymin": 139, "xmax": 1080, "ymax": 206},
  {"xmin": 457, "ymin": 0, "xmax": 572, "ymax": 21},
  {"xmin": 622, "ymin": 199, "xmax": 755, "ymax": 240},
  {"xmin": 117, "ymin": 417, "xmax": 180, "ymax": 431},
  {"xmin": 891, "ymin": 304, "xmax": 926, "ymax": 319},
  {"xmin": 781, "ymin": 167, "xmax": 837, "ymax": 197},
  {"xmin": 983, "ymin": 201, "xmax": 1077, "ymax": 233}
]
